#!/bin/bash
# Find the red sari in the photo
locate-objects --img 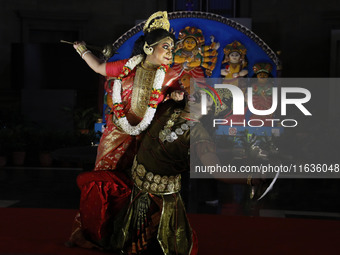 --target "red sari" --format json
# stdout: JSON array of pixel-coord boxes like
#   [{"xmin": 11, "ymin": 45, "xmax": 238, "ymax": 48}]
[
  {"xmin": 68, "ymin": 59, "xmax": 181, "ymax": 248},
  {"xmin": 94, "ymin": 60, "xmax": 180, "ymax": 171}
]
